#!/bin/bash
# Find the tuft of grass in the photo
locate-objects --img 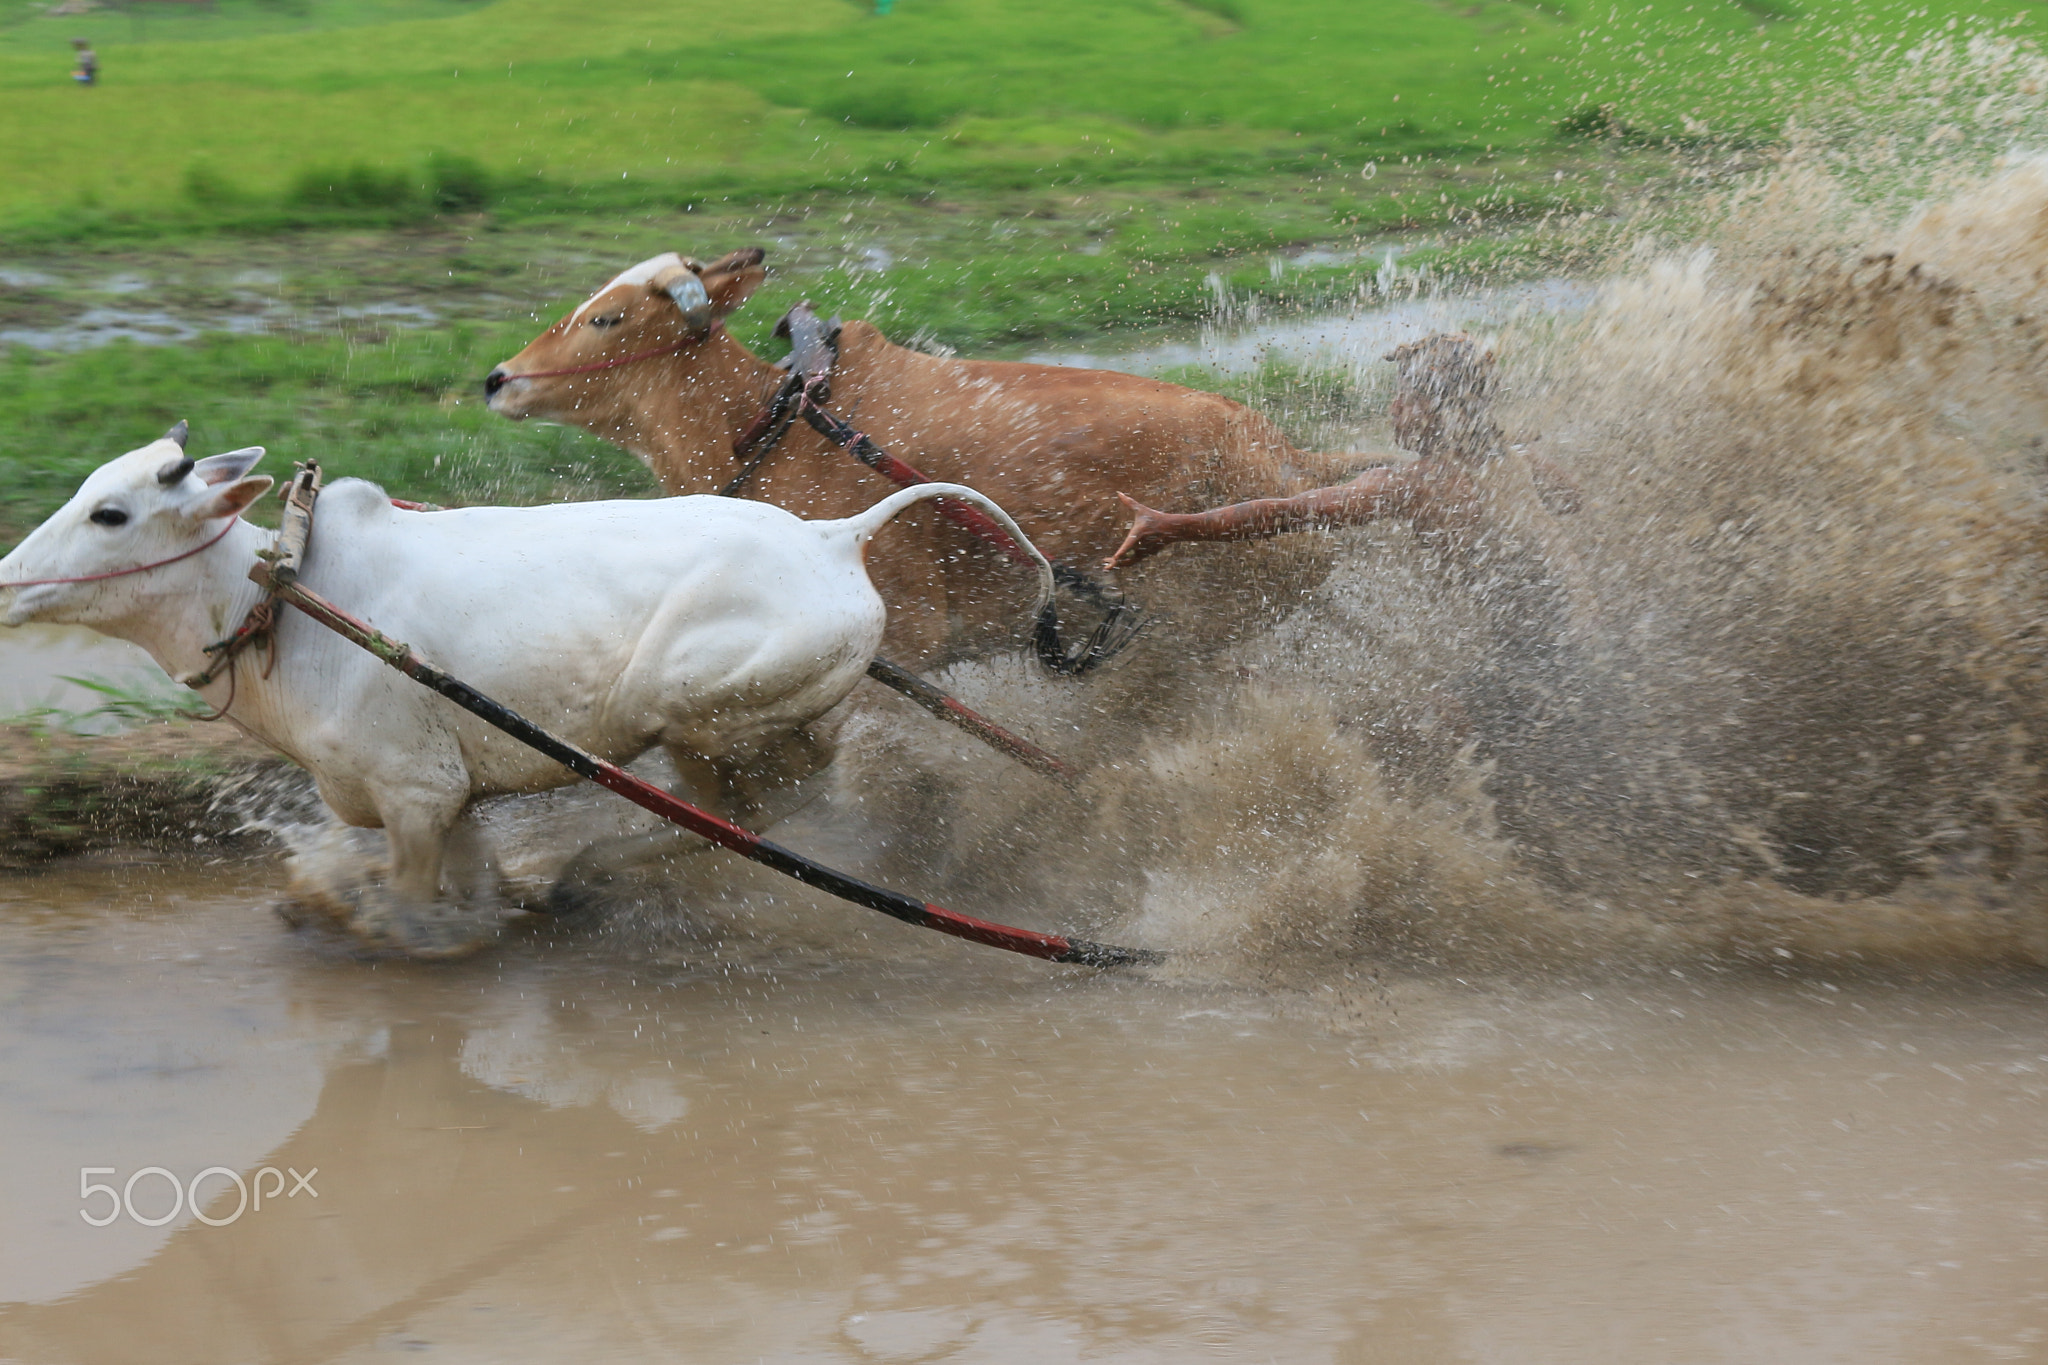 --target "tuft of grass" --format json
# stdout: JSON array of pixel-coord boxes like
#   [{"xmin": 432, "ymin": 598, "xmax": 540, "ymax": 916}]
[
  {"xmin": 7, "ymin": 676, "xmax": 210, "ymax": 735},
  {"xmin": 288, "ymin": 161, "xmax": 422, "ymax": 214},
  {"xmin": 425, "ymin": 151, "xmax": 492, "ymax": 213}
]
